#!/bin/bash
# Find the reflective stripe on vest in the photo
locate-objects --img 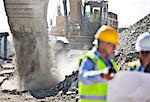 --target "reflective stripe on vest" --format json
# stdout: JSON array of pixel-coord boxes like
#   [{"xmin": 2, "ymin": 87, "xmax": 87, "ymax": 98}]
[
  {"xmin": 128, "ymin": 60, "xmax": 141, "ymax": 71},
  {"xmin": 79, "ymin": 51, "xmax": 118, "ymax": 102},
  {"xmin": 80, "ymin": 95, "xmax": 107, "ymax": 100},
  {"xmin": 79, "ymin": 50, "xmax": 97, "ymax": 67}
]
